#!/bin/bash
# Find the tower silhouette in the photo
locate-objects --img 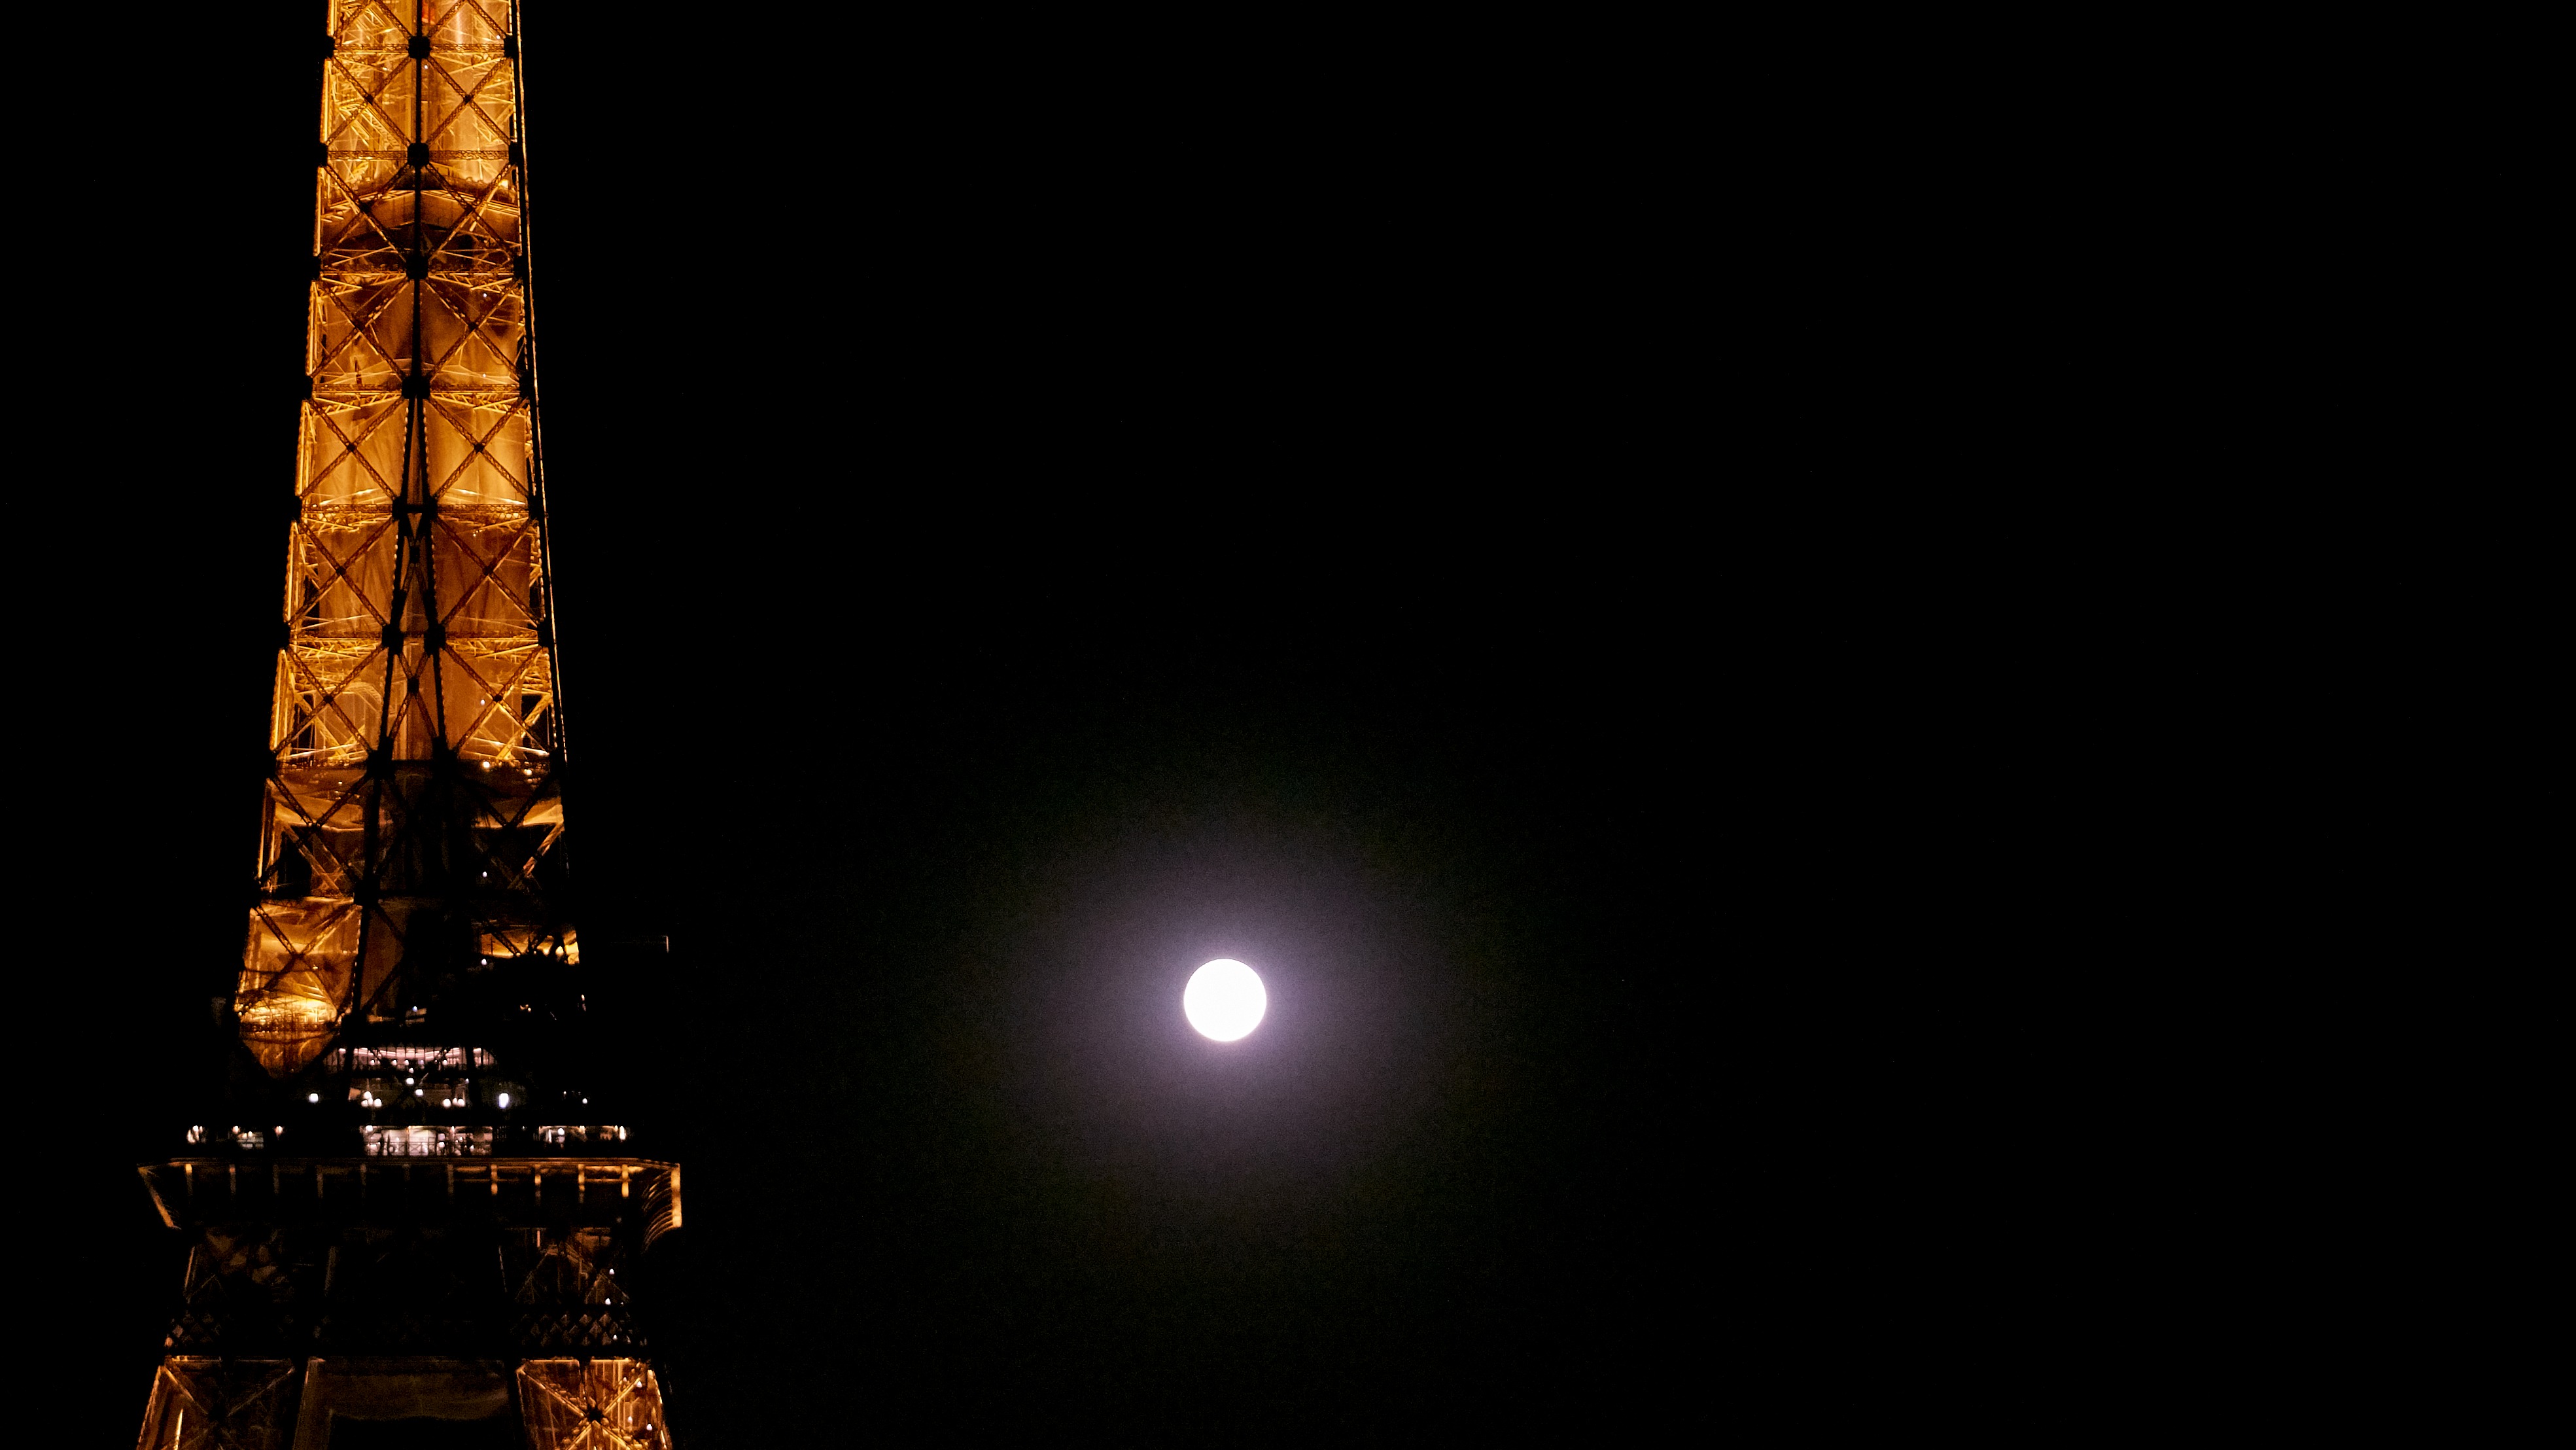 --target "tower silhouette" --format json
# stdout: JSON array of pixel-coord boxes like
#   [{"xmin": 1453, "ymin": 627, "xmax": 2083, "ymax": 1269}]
[{"xmin": 134, "ymin": 5, "xmax": 680, "ymax": 1445}]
